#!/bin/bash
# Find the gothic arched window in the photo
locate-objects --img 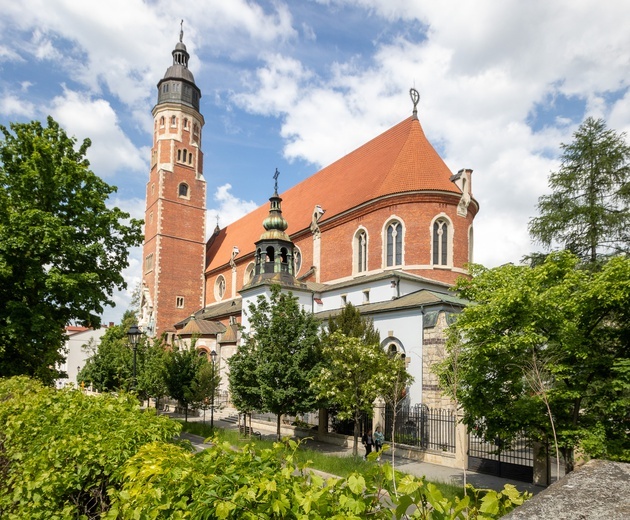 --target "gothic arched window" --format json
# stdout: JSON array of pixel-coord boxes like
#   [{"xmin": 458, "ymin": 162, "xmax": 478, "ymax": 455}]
[
  {"xmin": 386, "ymin": 220, "xmax": 403, "ymax": 267},
  {"xmin": 432, "ymin": 219, "xmax": 449, "ymax": 266},
  {"xmin": 178, "ymin": 183, "xmax": 189, "ymax": 198},
  {"xmin": 355, "ymin": 229, "xmax": 367, "ymax": 273}
]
